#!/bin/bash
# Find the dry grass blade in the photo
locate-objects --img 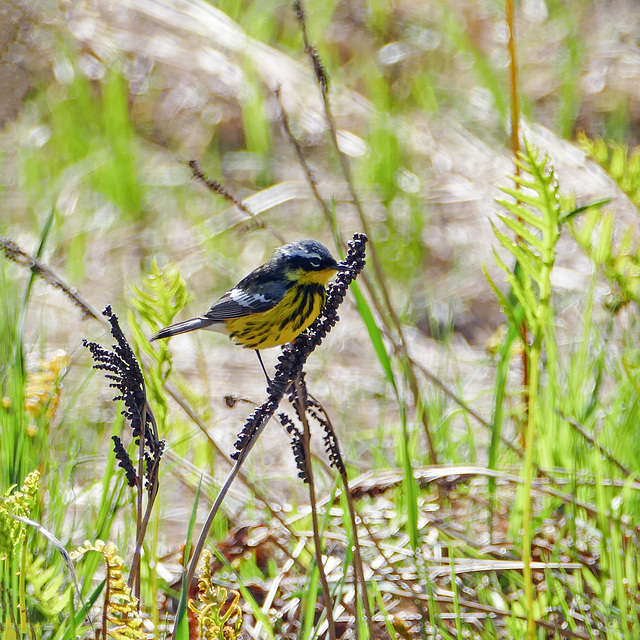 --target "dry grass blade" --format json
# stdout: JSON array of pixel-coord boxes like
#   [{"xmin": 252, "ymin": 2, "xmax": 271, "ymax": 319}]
[
  {"xmin": 11, "ymin": 515, "xmax": 93, "ymax": 628},
  {"xmin": 0, "ymin": 234, "xmax": 105, "ymax": 325},
  {"xmin": 188, "ymin": 160, "xmax": 287, "ymax": 244}
]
